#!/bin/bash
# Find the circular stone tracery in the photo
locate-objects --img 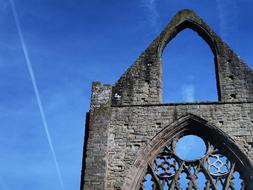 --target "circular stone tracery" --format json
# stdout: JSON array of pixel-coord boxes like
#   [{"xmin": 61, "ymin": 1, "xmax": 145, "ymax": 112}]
[
  {"xmin": 154, "ymin": 155, "xmax": 179, "ymax": 178},
  {"xmin": 206, "ymin": 154, "xmax": 231, "ymax": 176},
  {"xmin": 175, "ymin": 135, "xmax": 207, "ymax": 161},
  {"xmin": 140, "ymin": 135, "xmax": 244, "ymax": 190}
]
